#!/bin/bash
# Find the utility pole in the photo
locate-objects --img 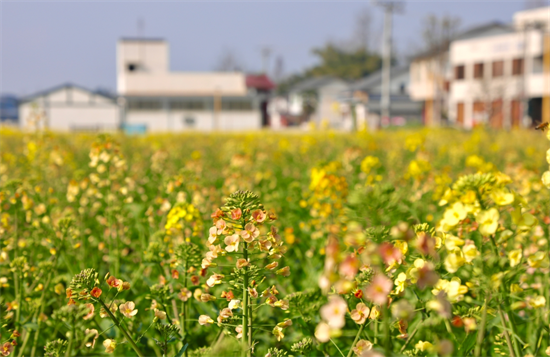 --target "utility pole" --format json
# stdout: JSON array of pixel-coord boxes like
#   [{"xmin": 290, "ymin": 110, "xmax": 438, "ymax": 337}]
[
  {"xmin": 261, "ymin": 47, "xmax": 272, "ymax": 75},
  {"xmin": 374, "ymin": 1, "xmax": 404, "ymax": 130}
]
